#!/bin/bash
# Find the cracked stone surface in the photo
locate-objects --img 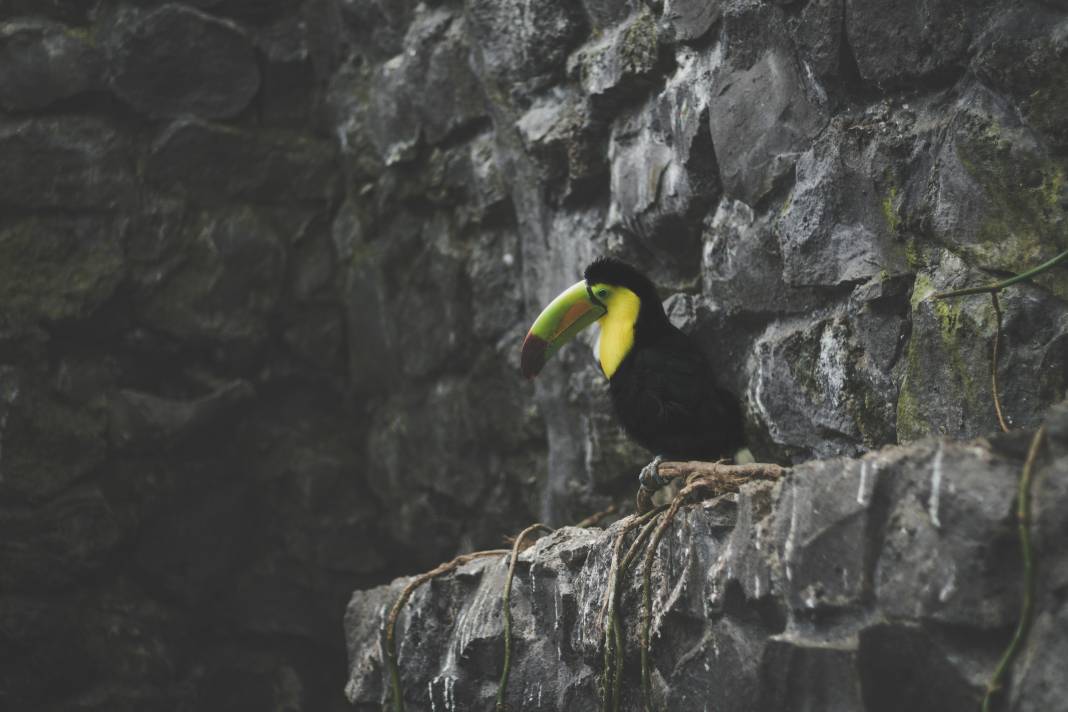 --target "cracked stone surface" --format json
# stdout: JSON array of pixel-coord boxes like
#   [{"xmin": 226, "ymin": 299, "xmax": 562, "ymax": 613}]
[
  {"xmin": 345, "ymin": 404, "xmax": 1068, "ymax": 711},
  {"xmin": 0, "ymin": 0, "xmax": 1066, "ymax": 709}
]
